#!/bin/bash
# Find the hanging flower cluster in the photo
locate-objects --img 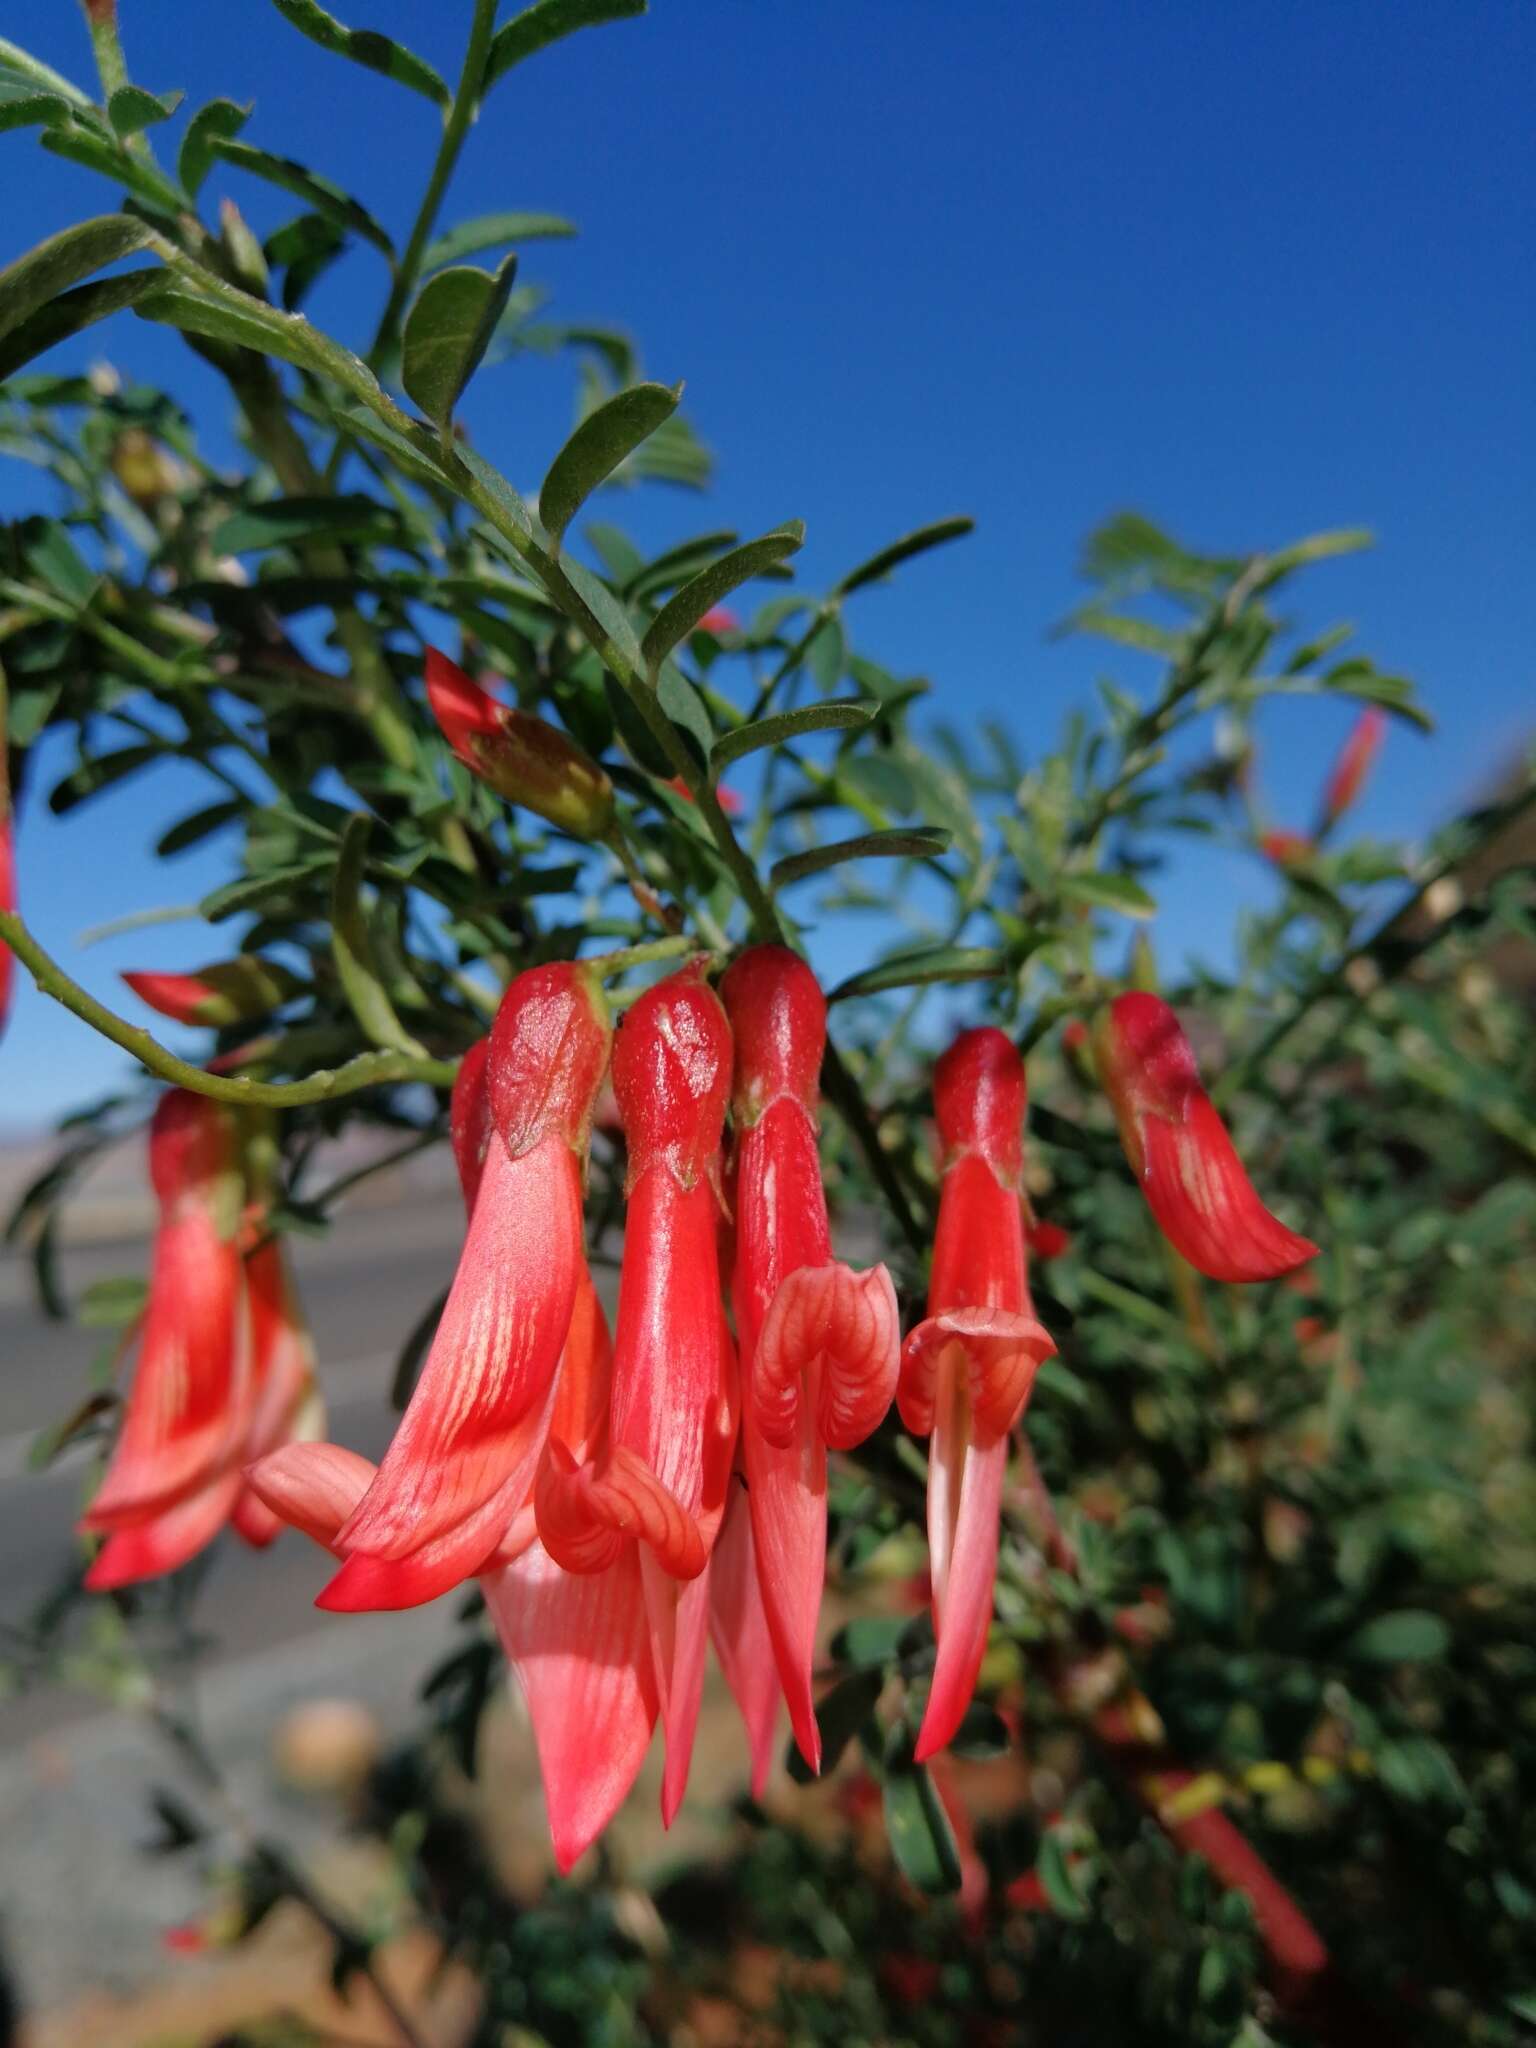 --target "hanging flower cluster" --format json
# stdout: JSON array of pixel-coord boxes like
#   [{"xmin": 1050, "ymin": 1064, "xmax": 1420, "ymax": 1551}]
[
  {"xmin": 80, "ymin": 1090, "xmax": 322, "ymax": 1589},
  {"xmin": 88, "ymin": 944, "xmax": 1314, "ymax": 1869}
]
